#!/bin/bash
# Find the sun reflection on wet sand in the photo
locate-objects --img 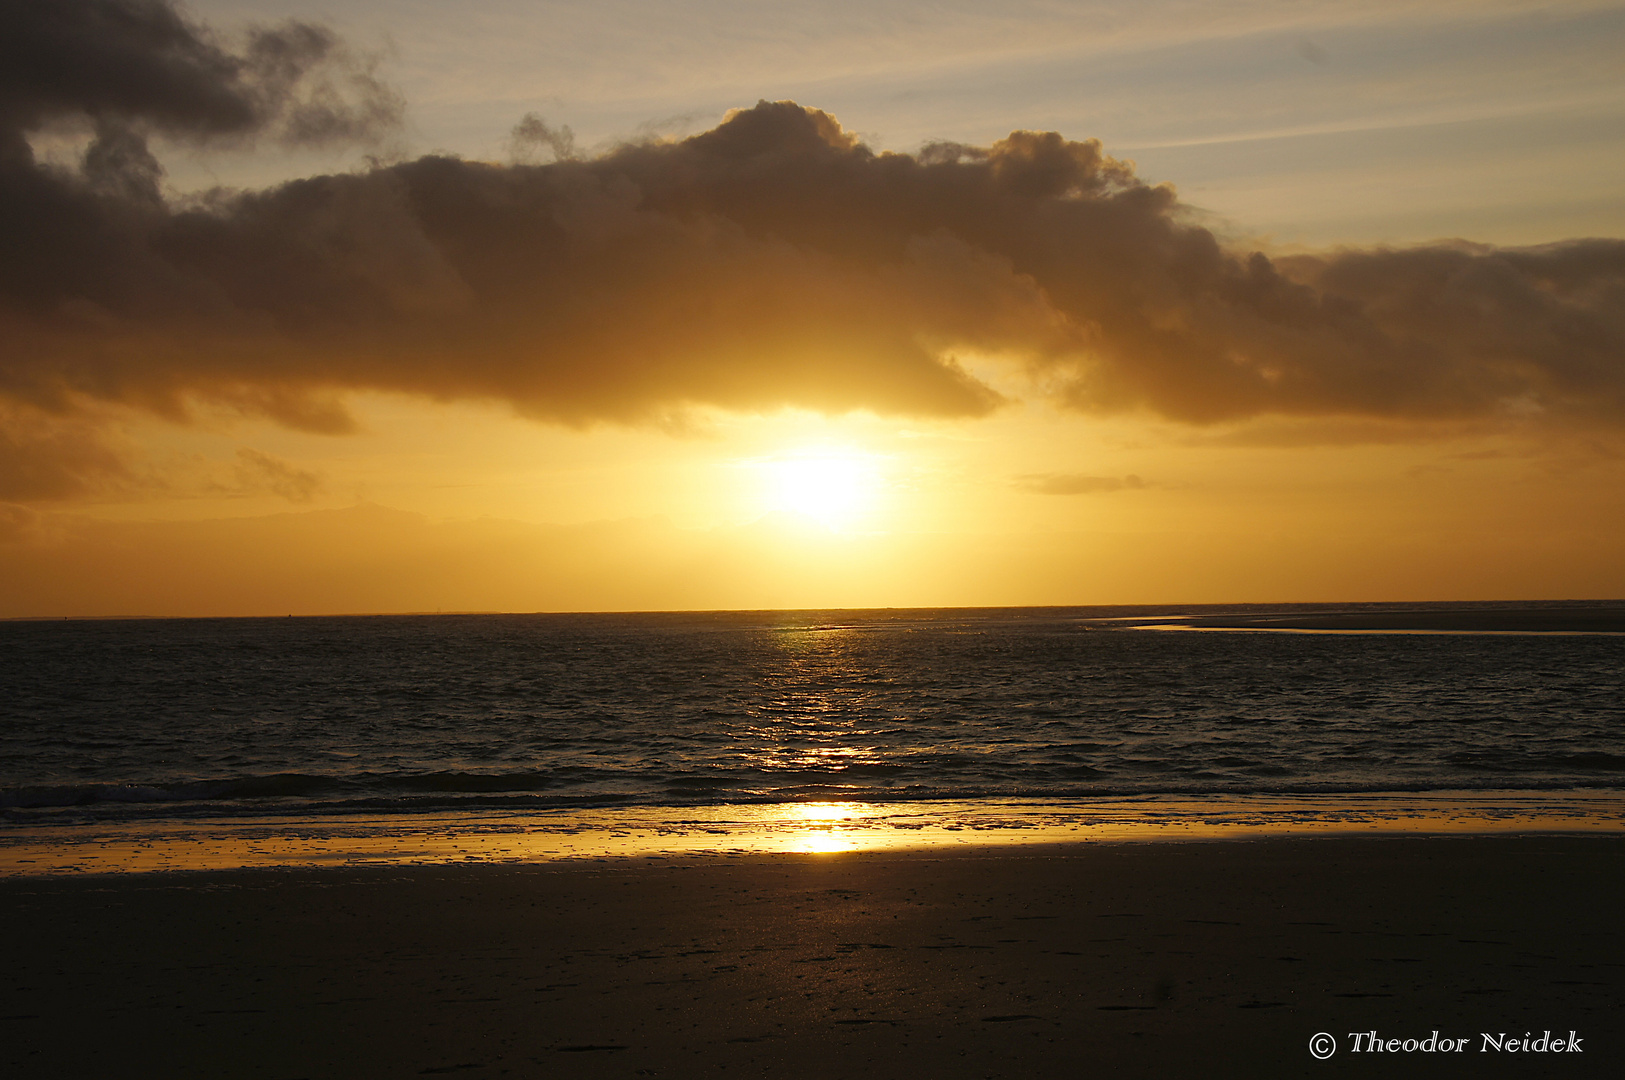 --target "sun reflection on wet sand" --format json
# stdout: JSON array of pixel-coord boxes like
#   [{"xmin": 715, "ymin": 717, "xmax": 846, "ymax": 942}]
[
  {"xmin": 793, "ymin": 830, "xmax": 859, "ymax": 853},
  {"xmin": 790, "ymin": 801, "xmax": 867, "ymax": 822},
  {"xmin": 1, "ymin": 794, "xmax": 1618, "ymax": 876},
  {"xmin": 780, "ymin": 803, "xmax": 874, "ymax": 852}
]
